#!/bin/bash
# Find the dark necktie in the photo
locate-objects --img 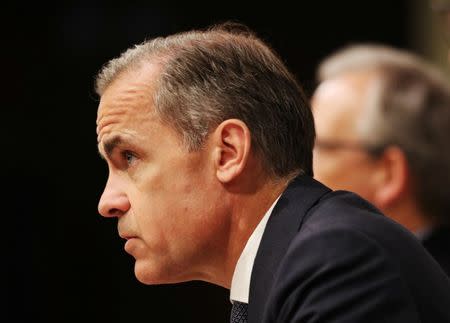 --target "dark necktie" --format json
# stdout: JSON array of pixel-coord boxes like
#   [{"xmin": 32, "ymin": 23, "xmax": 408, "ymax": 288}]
[{"xmin": 230, "ymin": 301, "xmax": 248, "ymax": 323}]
